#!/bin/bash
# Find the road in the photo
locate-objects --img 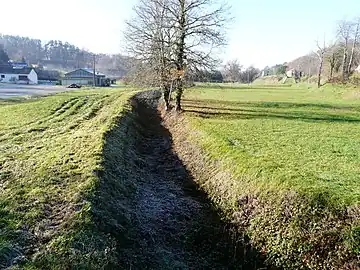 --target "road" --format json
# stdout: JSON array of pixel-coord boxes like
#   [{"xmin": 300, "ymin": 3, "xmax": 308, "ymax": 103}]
[{"xmin": 0, "ymin": 84, "xmax": 69, "ymax": 98}]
